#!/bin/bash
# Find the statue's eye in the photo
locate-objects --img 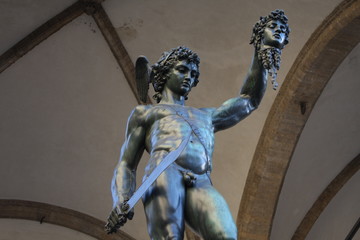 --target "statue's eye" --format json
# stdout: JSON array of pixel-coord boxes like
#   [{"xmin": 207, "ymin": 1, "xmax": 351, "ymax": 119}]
[
  {"xmin": 191, "ymin": 71, "xmax": 197, "ymax": 78},
  {"xmin": 176, "ymin": 66, "xmax": 187, "ymax": 74}
]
